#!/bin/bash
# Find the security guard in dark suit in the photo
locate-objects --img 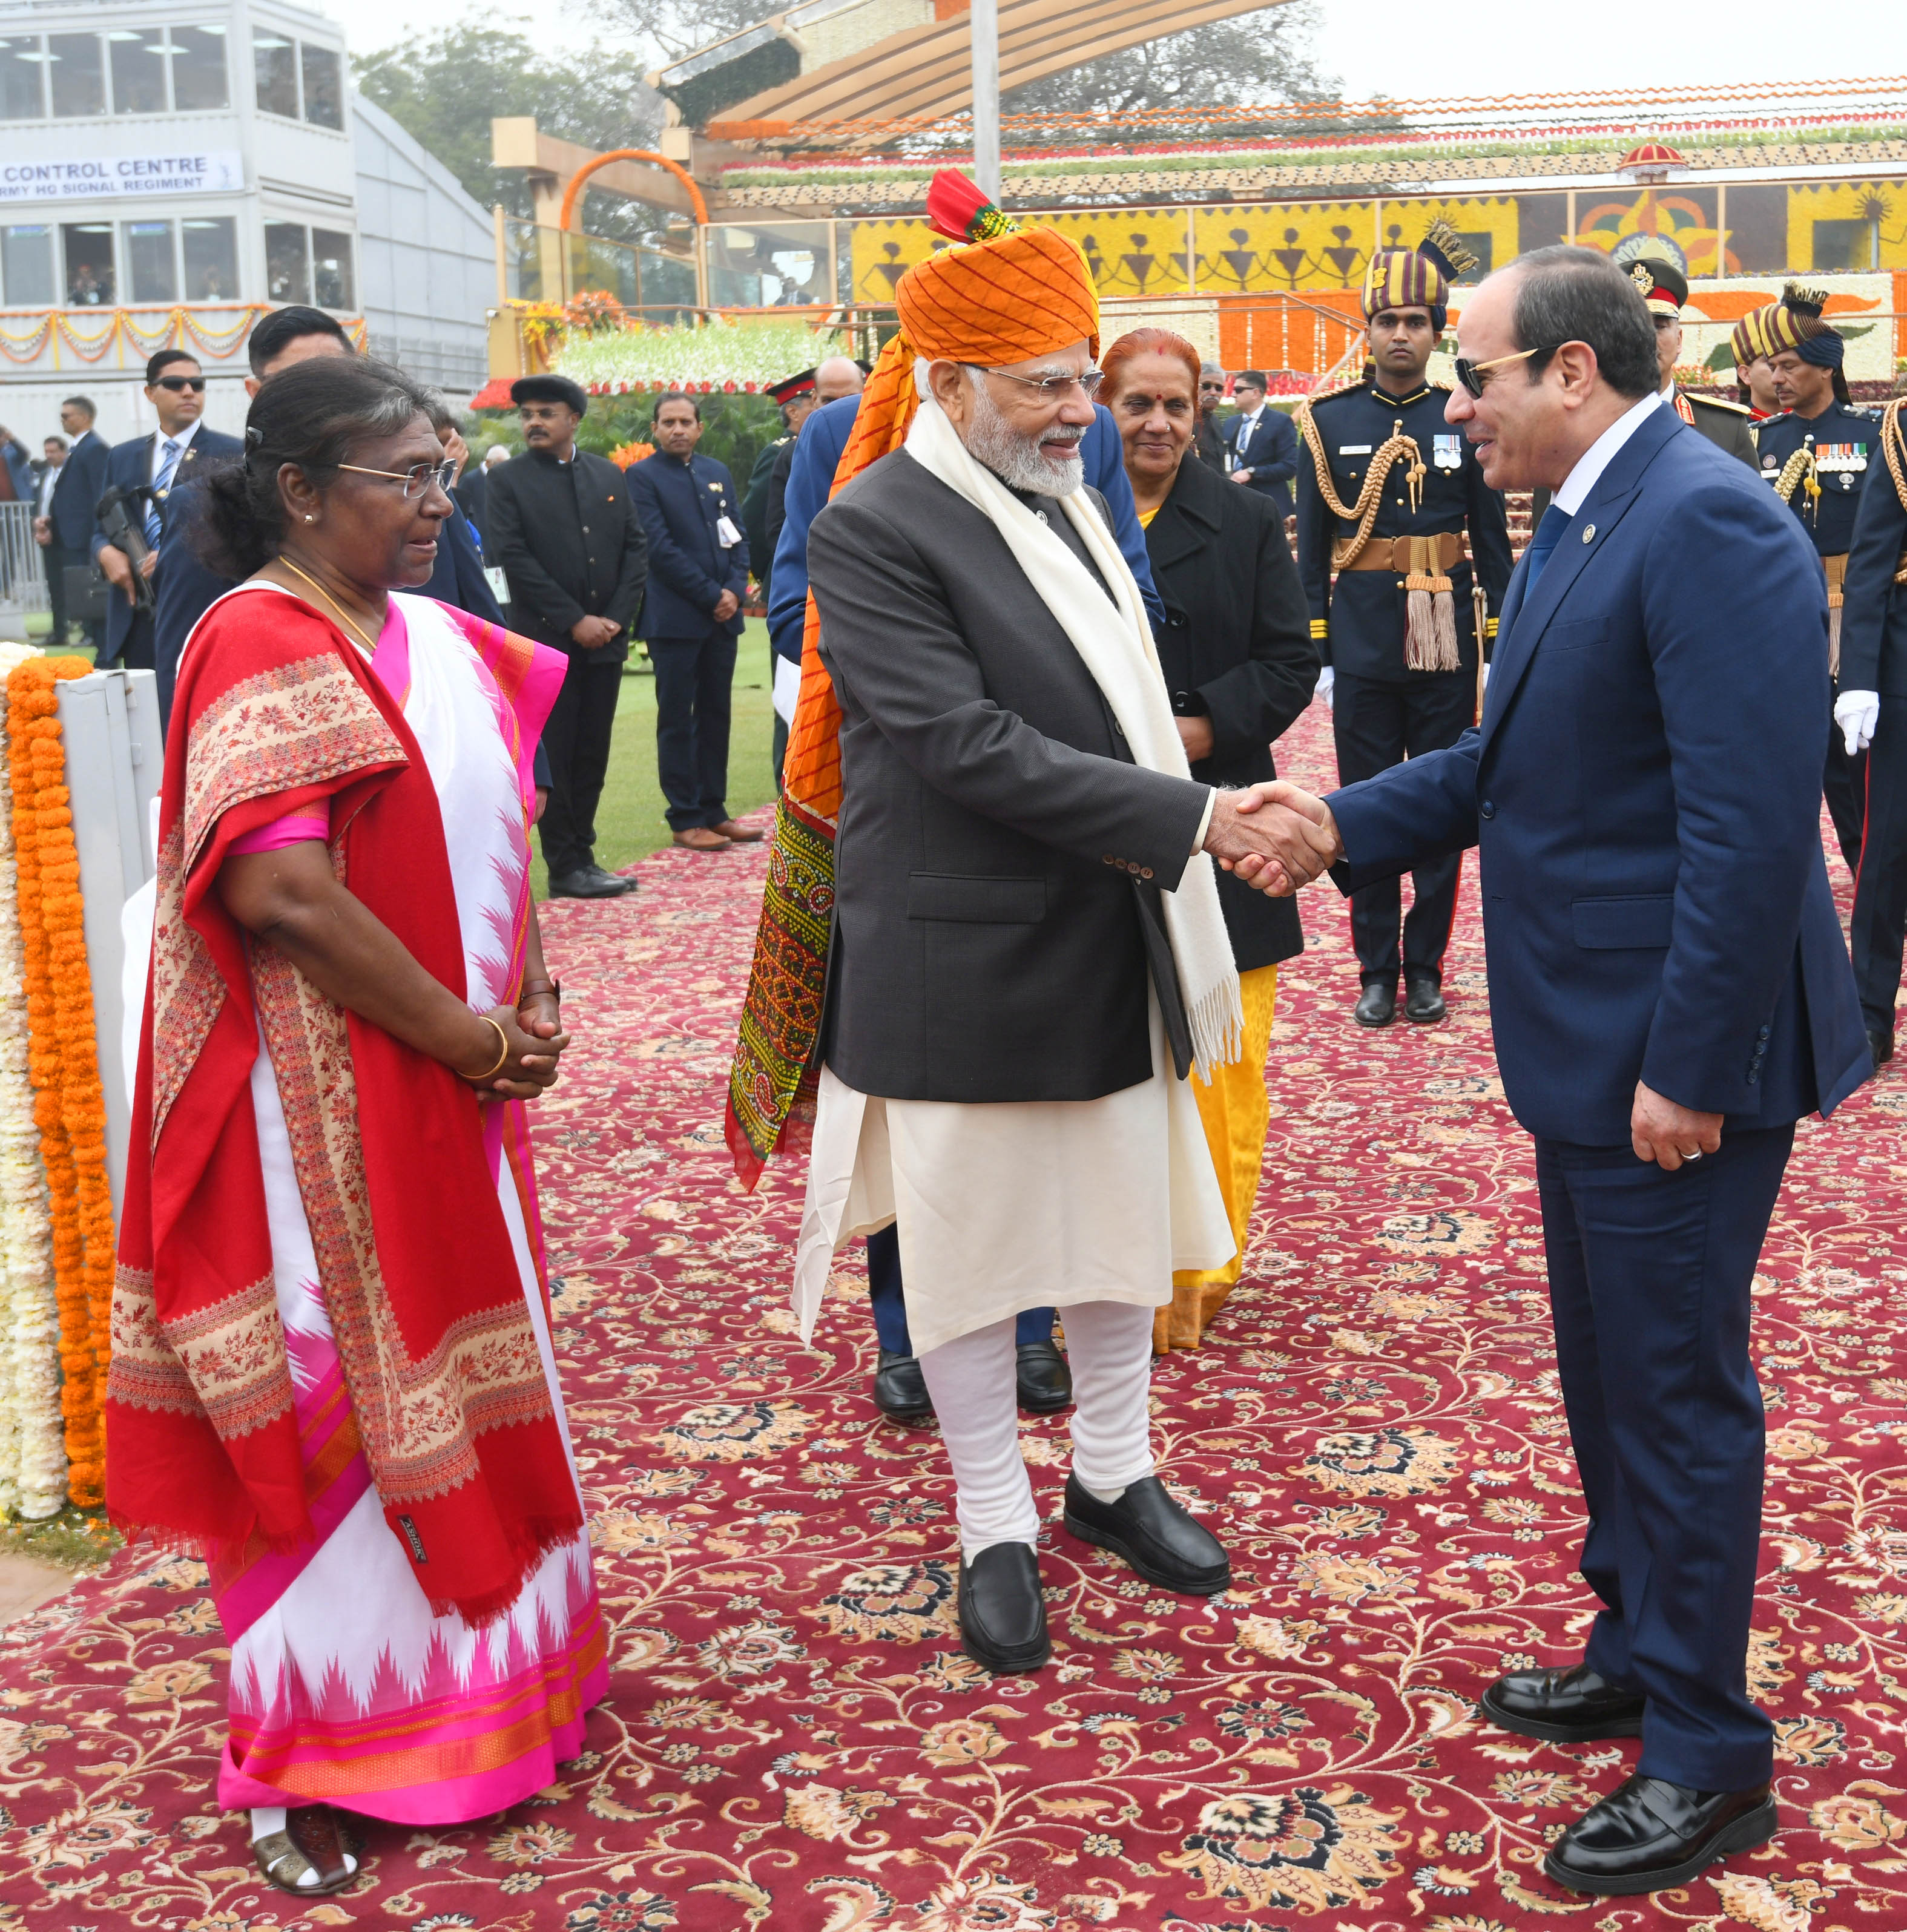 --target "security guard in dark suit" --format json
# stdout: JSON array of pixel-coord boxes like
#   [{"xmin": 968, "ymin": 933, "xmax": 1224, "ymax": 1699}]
[
  {"xmin": 1752, "ymin": 286, "xmax": 1877, "ymax": 878},
  {"xmin": 1296, "ymin": 220, "xmax": 1514, "ymax": 1027},
  {"xmin": 1828, "ymin": 393, "xmax": 1907, "ymax": 1063},
  {"xmin": 485, "ymin": 373, "xmax": 649, "ymax": 898}
]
